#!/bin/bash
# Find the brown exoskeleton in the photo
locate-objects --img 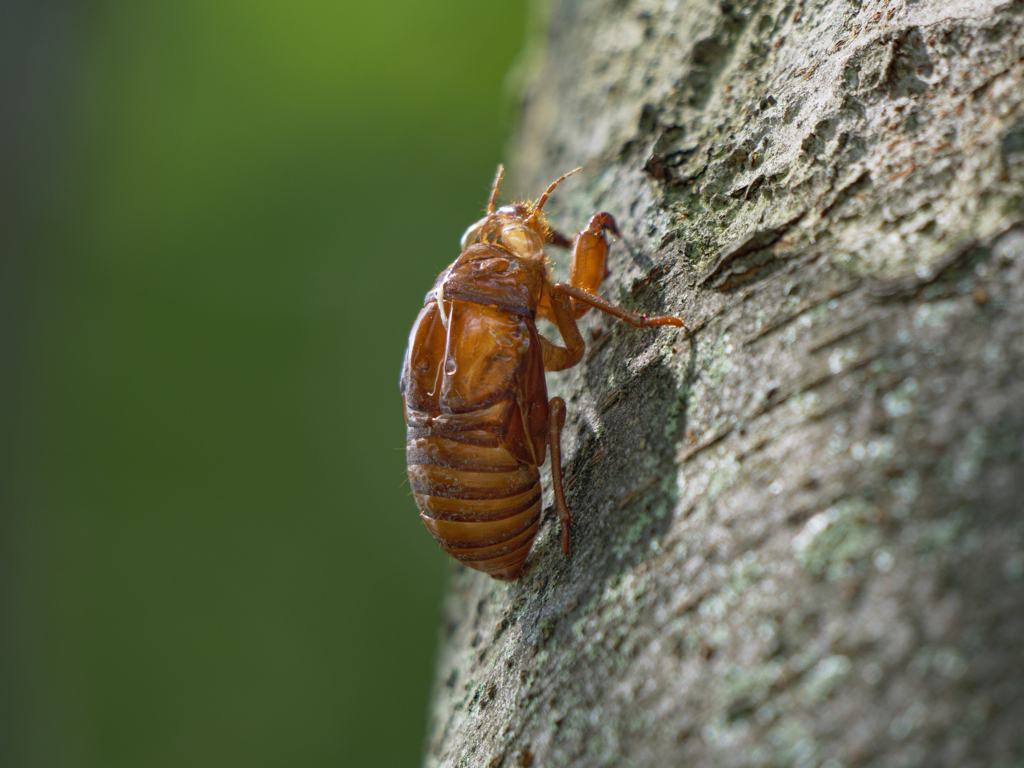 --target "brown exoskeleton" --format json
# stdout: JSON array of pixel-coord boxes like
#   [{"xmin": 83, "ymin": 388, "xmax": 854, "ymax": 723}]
[{"xmin": 400, "ymin": 166, "xmax": 686, "ymax": 580}]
